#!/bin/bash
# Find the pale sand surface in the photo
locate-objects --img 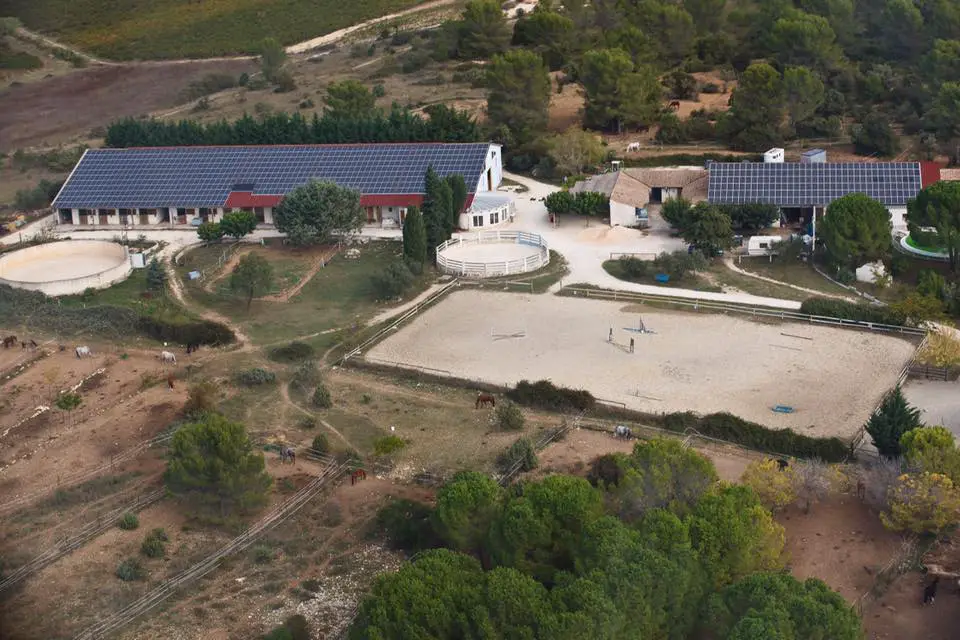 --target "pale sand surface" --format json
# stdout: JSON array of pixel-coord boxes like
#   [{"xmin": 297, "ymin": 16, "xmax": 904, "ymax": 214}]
[
  {"xmin": 1, "ymin": 255, "xmax": 122, "ymax": 282},
  {"xmin": 367, "ymin": 290, "xmax": 918, "ymax": 439}
]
